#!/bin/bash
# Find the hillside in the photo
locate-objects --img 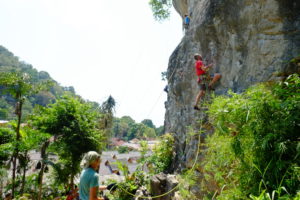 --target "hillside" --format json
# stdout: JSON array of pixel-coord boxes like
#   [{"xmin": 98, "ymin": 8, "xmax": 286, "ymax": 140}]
[{"xmin": 0, "ymin": 45, "xmax": 76, "ymax": 120}]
